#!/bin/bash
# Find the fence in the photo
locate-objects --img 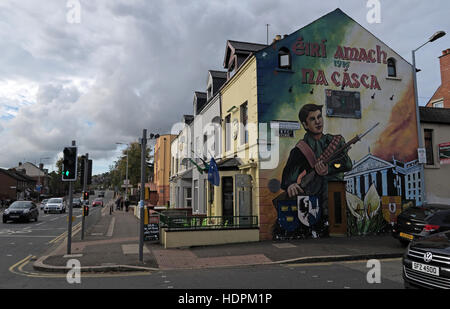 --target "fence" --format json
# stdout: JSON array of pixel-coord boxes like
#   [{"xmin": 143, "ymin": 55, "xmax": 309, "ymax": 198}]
[{"xmin": 159, "ymin": 214, "xmax": 258, "ymax": 231}]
